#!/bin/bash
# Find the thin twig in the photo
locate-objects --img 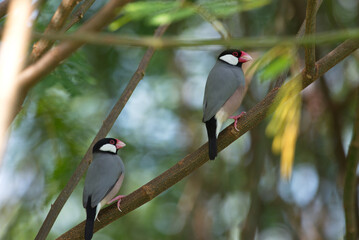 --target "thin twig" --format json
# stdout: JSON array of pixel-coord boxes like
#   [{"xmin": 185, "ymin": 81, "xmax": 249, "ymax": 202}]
[
  {"xmin": 34, "ymin": 24, "xmax": 169, "ymax": 240},
  {"xmin": 64, "ymin": 0, "xmax": 96, "ymax": 31},
  {"xmin": 193, "ymin": 3, "xmax": 231, "ymax": 39},
  {"xmin": 304, "ymin": 0, "xmax": 318, "ymax": 77},
  {"xmin": 344, "ymin": 88, "xmax": 359, "ymax": 240},
  {"xmin": 274, "ymin": 0, "xmax": 322, "ymax": 88},
  {"xmin": 29, "ymin": 27, "xmax": 359, "ymax": 49},
  {"xmin": 297, "ymin": 0, "xmax": 322, "ymax": 37},
  {"xmin": 57, "ymin": 38, "xmax": 359, "ymax": 240},
  {"xmin": 29, "ymin": 0, "xmax": 81, "ymax": 62}
]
